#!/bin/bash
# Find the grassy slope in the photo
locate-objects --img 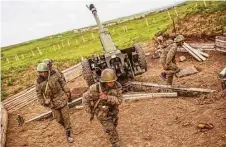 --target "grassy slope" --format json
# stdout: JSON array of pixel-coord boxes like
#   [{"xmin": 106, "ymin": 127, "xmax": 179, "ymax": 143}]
[
  {"xmin": 1, "ymin": 1, "xmax": 222, "ymax": 99},
  {"xmin": 1, "ymin": 2, "xmax": 195, "ymax": 69},
  {"xmin": 165, "ymin": 1, "xmax": 226, "ymax": 38}
]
